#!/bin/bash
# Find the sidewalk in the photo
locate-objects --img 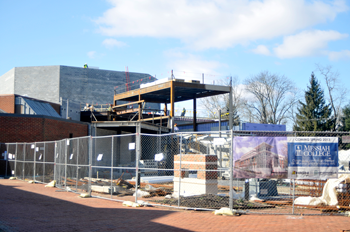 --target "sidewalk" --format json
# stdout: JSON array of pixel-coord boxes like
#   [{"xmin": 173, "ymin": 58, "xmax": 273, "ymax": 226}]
[{"xmin": 0, "ymin": 179, "xmax": 349, "ymax": 232}]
